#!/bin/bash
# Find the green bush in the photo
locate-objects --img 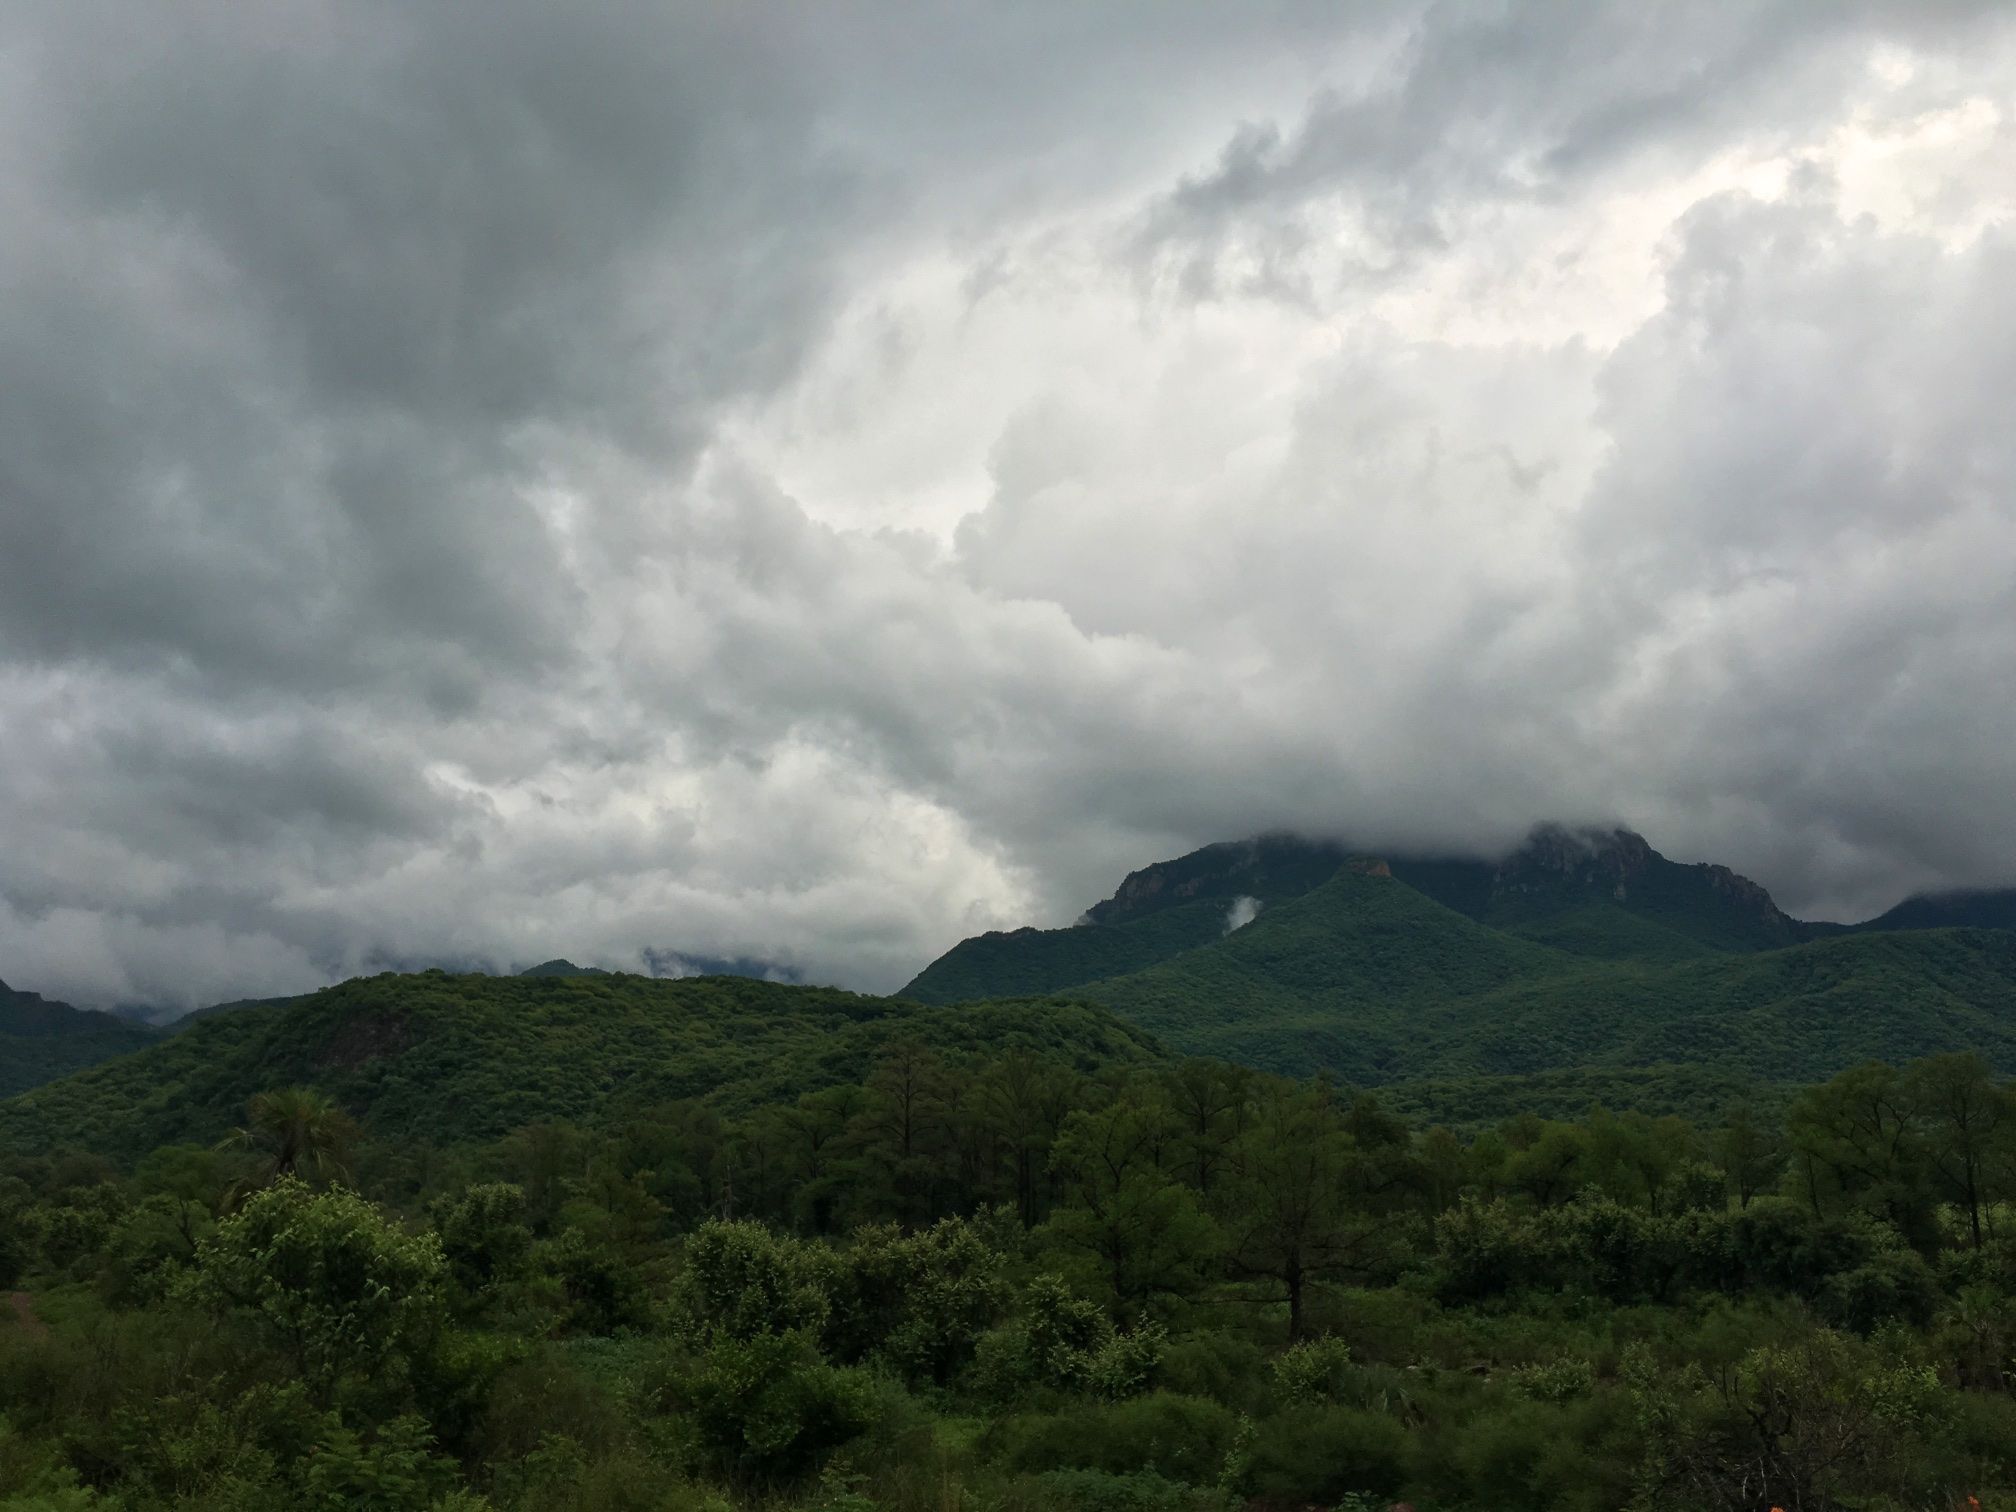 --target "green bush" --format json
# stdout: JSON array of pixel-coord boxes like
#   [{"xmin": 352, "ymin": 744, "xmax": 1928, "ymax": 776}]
[
  {"xmin": 669, "ymin": 1331, "xmax": 878, "ymax": 1488},
  {"xmin": 1154, "ymin": 1331, "xmax": 1267, "ymax": 1409},
  {"xmin": 991, "ymin": 1392, "xmax": 1240, "ymax": 1485},
  {"xmin": 1245, "ymin": 1403, "xmax": 1407, "ymax": 1505},
  {"xmin": 1029, "ymin": 1467, "xmax": 1229, "ymax": 1512},
  {"xmin": 1271, "ymin": 1335, "xmax": 1353, "ymax": 1405}
]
